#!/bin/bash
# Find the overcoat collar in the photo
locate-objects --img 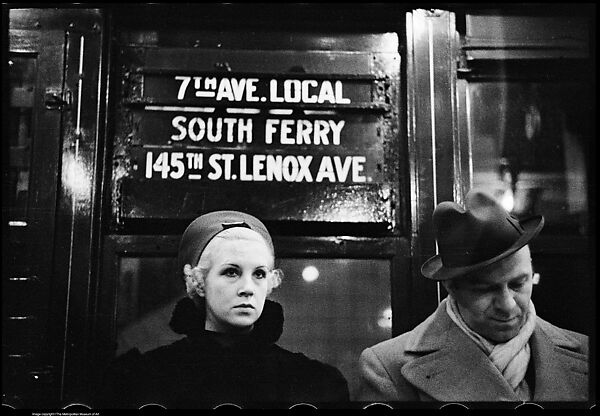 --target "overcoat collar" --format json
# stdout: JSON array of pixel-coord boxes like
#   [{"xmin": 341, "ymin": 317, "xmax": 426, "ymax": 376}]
[
  {"xmin": 401, "ymin": 299, "xmax": 587, "ymax": 402},
  {"xmin": 168, "ymin": 297, "xmax": 284, "ymax": 345}
]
